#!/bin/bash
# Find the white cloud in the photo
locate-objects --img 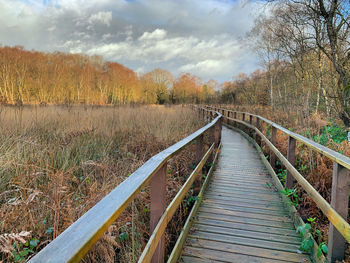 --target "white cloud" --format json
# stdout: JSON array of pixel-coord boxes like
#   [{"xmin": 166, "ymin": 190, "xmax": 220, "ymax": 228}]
[
  {"xmin": 88, "ymin": 11, "xmax": 112, "ymax": 26},
  {"xmin": 86, "ymin": 28, "xmax": 254, "ymax": 80},
  {"xmin": 139, "ymin": 29, "xmax": 167, "ymax": 41},
  {"xmin": 0, "ymin": 0, "xmax": 264, "ymax": 81}
]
